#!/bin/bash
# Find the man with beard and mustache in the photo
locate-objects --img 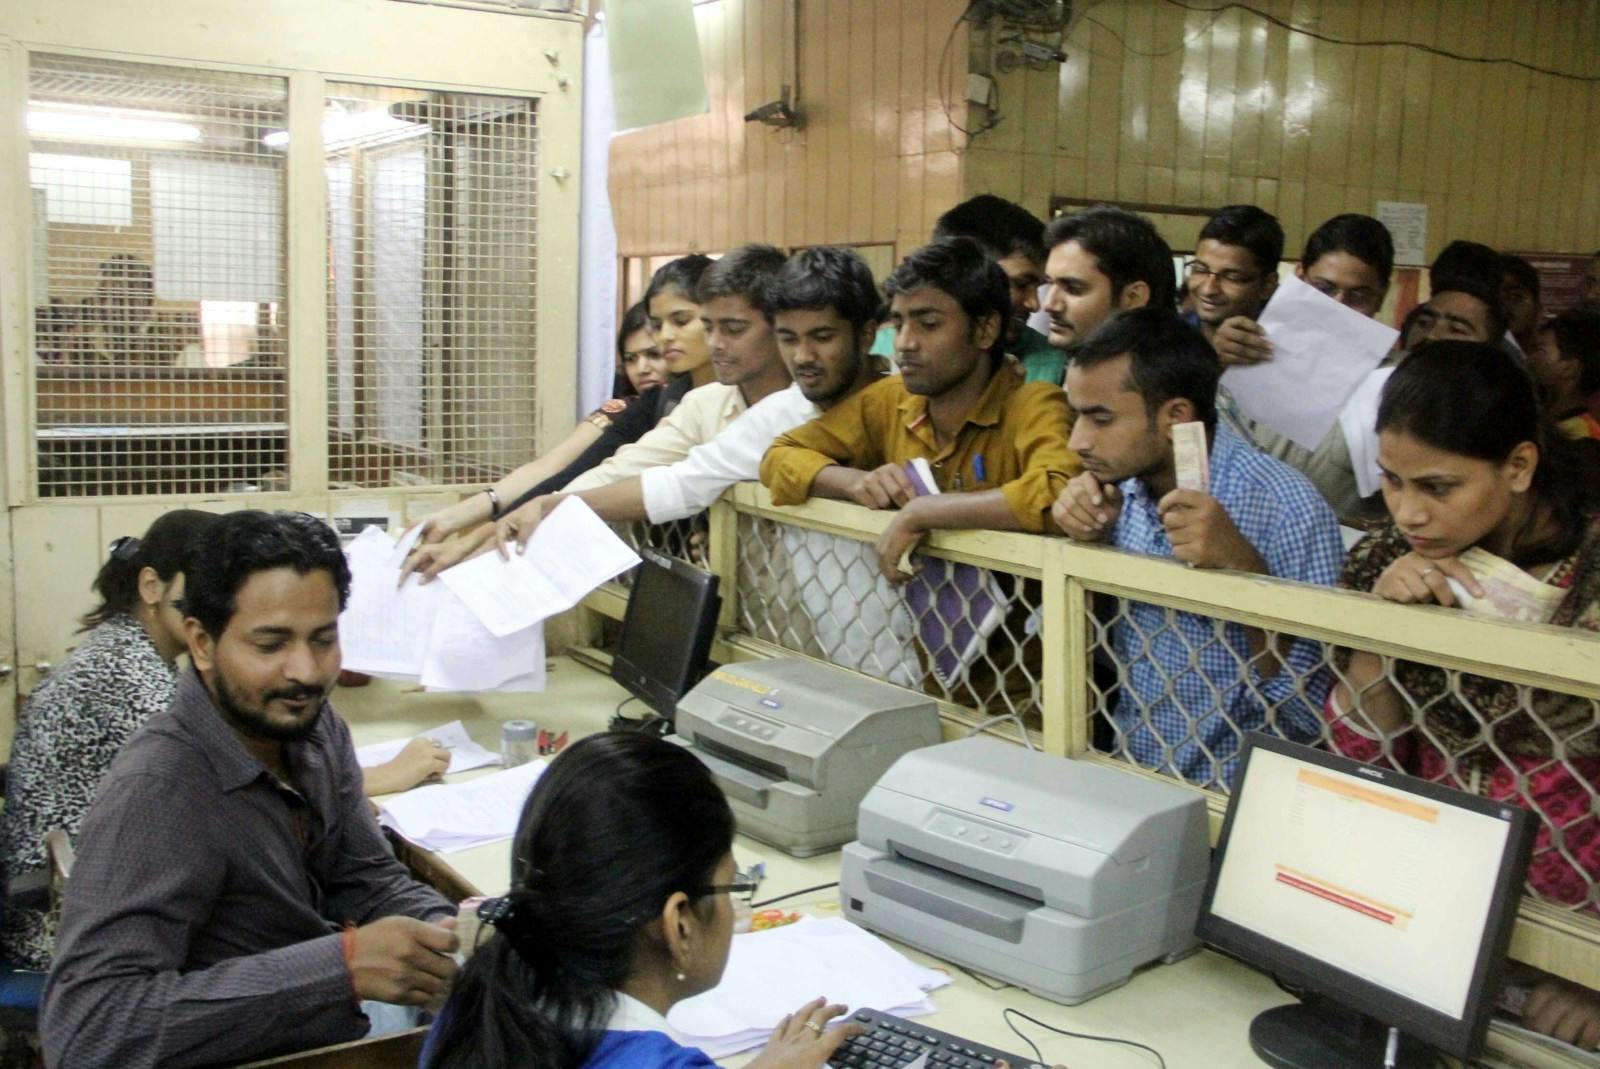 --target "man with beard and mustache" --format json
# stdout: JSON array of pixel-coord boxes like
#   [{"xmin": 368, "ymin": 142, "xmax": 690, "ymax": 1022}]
[{"xmin": 43, "ymin": 511, "xmax": 457, "ymax": 1069}]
